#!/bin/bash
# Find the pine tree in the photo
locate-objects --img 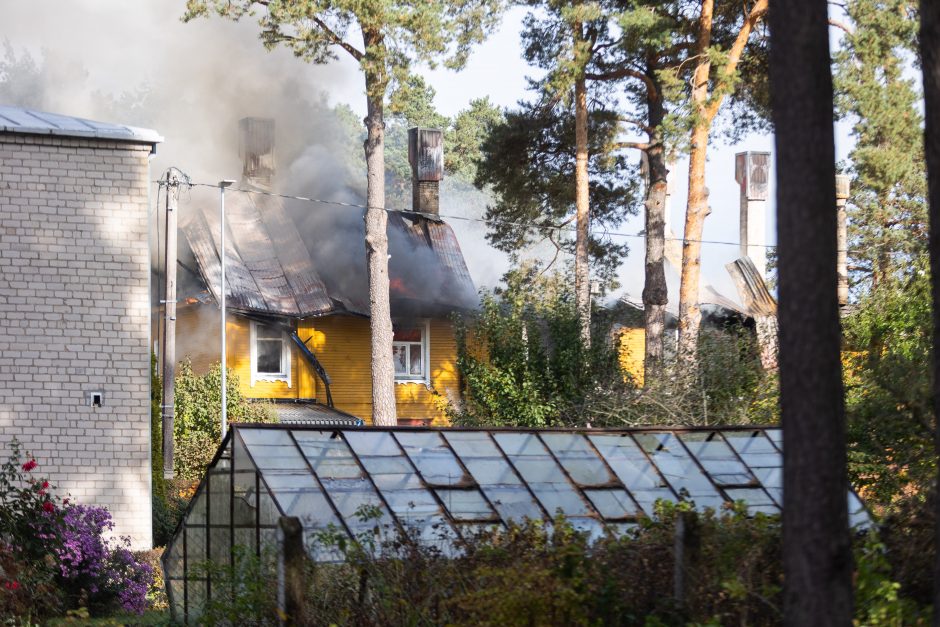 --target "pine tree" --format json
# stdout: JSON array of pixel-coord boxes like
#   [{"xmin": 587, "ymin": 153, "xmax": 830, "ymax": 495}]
[{"xmin": 834, "ymin": 0, "xmax": 925, "ymax": 292}]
